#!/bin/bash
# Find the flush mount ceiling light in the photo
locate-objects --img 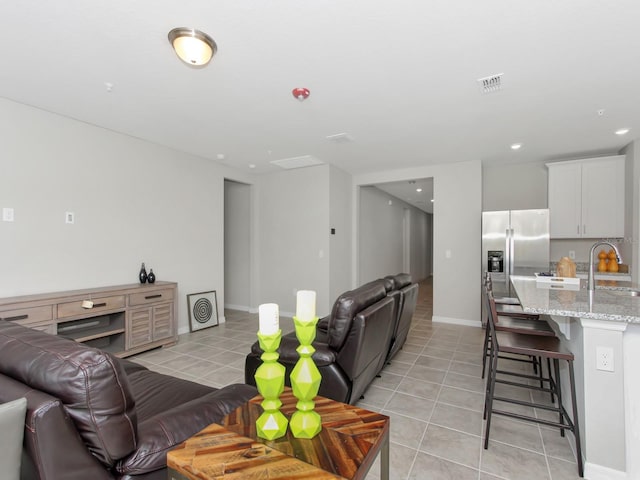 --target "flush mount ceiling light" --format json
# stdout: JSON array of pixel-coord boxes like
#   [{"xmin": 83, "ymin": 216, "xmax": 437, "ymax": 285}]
[
  {"xmin": 615, "ymin": 128, "xmax": 630, "ymax": 135},
  {"xmin": 168, "ymin": 27, "xmax": 217, "ymax": 66}
]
